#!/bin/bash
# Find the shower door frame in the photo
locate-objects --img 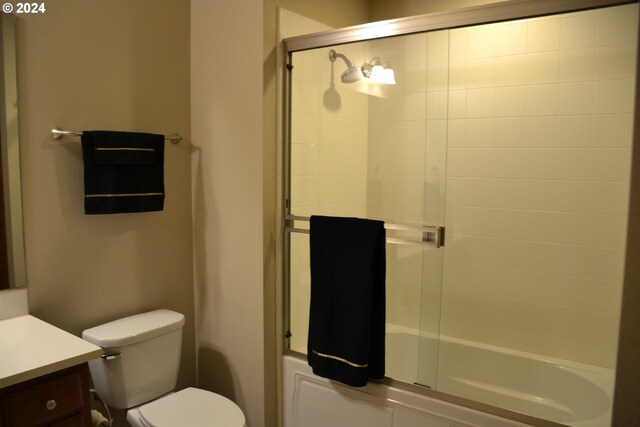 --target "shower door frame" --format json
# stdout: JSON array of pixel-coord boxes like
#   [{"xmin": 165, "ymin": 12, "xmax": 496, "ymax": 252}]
[{"xmin": 281, "ymin": 0, "xmax": 639, "ymax": 425}]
